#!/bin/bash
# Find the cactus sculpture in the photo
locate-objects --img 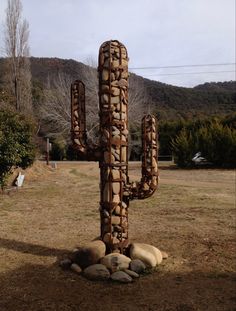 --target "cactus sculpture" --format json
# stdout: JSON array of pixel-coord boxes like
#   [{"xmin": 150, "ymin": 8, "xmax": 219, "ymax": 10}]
[{"xmin": 71, "ymin": 40, "xmax": 158, "ymax": 254}]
